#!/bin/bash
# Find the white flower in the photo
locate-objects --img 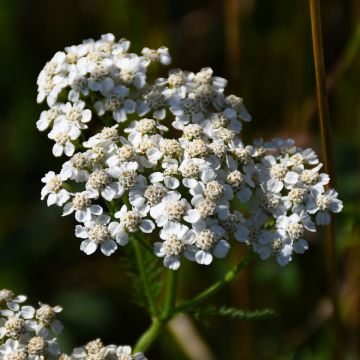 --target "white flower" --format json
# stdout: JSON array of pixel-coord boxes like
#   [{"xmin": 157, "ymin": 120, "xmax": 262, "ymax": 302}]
[
  {"xmin": 137, "ymin": 86, "xmax": 168, "ymax": 120},
  {"xmin": 274, "ymin": 213, "xmax": 313, "ymax": 265},
  {"xmin": 225, "ymin": 167, "xmax": 254, "ymax": 203},
  {"xmin": 0, "ymin": 306, "xmax": 36, "ymax": 340},
  {"xmin": 106, "ymin": 144, "xmax": 135, "ymax": 168},
  {"xmin": 124, "ymin": 118, "xmax": 168, "ymax": 148},
  {"xmin": 36, "ymin": 105, "xmax": 62, "ymax": 132},
  {"xmin": 288, "ymin": 148, "xmax": 319, "ymax": 169},
  {"xmin": 71, "ymin": 338, "xmax": 108, "ymax": 359},
  {"xmin": 190, "ymin": 180, "xmax": 233, "ymax": 212},
  {"xmin": 55, "ymin": 101, "xmax": 91, "ymax": 131},
  {"xmin": 201, "ymin": 113, "xmax": 241, "ymax": 141},
  {"xmin": 188, "ymin": 222, "xmax": 230, "ymax": 265},
  {"xmin": 115, "ymin": 54, "xmax": 147, "ymax": 88},
  {"xmin": 83, "ymin": 125, "xmax": 120, "ymax": 150},
  {"xmin": 107, "ymin": 161, "xmax": 140, "ymax": 195},
  {"xmin": 87, "ymin": 59, "xmax": 115, "ymax": 95},
  {"xmin": 276, "ymin": 241, "xmax": 294, "ymax": 266},
  {"xmin": 48, "ymin": 121, "xmax": 80, "ymax": 157},
  {"xmin": 71, "ymin": 341, "xmax": 147, "ymax": 360},
  {"xmin": 33, "ymin": 304, "xmax": 63, "ymax": 335},
  {"xmin": 170, "ymin": 95, "xmax": 204, "ymax": 130},
  {"xmin": 306, "ymin": 188, "xmax": 343, "ymax": 225},
  {"xmin": 60, "ymin": 152, "xmax": 90, "ymax": 182},
  {"xmin": 283, "ymin": 186, "xmax": 308, "ymax": 210},
  {"xmin": 295, "ymin": 163, "xmax": 330, "ymax": 190},
  {"xmin": 0, "ymin": 339, "xmax": 26, "ymax": 360},
  {"xmin": 142, "ymin": 46, "xmax": 171, "ymax": 66},
  {"xmin": 129, "ymin": 178, "xmax": 167, "ymax": 214},
  {"xmin": 26, "ymin": 334, "xmax": 60, "ymax": 359},
  {"xmin": 112, "ymin": 205, "xmax": 155, "ymax": 245},
  {"xmin": 228, "ymin": 139, "xmax": 255, "ymax": 167},
  {"xmin": 68, "ymin": 74, "xmax": 90, "ymax": 102},
  {"xmin": 95, "ymin": 86, "xmax": 136, "ymax": 123},
  {"xmin": 85, "ymin": 169, "xmax": 123, "ymax": 201},
  {"xmin": 149, "ymin": 167, "xmax": 180, "ymax": 190},
  {"xmin": 233, "ymin": 211, "xmax": 268, "ymax": 244},
  {"xmin": 116, "ymin": 345, "xmax": 148, "ymax": 360},
  {"xmin": 0, "ymin": 290, "xmax": 26, "ymax": 312},
  {"xmin": 75, "ymin": 215, "xmax": 119, "ymax": 256},
  {"xmin": 63, "ymin": 191, "xmax": 102, "ymax": 222},
  {"xmin": 37, "ymin": 51, "xmax": 69, "ymax": 106},
  {"xmin": 266, "ymin": 138, "xmax": 296, "ymax": 155},
  {"xmin": 150, "ymin": 192, "xmax": 200, "ymax": 227},
  {"xmin": 276, "ymin": 212, "xmax": 315, "ymax": 238},
  {"xmin": 259, "ymin": 188, "xmax": 287, "ymax": 218},
  {"xmin": 154, "ymin": 222, "xmax": 195, "ymax": 270},
  {"xmin": 180, "ymin": 158, "xmax": 216, "ymax": 186},
  {"xmin": 160, "ymin": 69, "xmax": 191, "ymax": 99},
  {"xmin": 221, "ymin": 94, "xmax": 252, "ymax": 122},
  {"xmin": 261, "ymin": 155, "xmax": 298, "ymax": 193},
  {"xmin": 41, "ymin": 171, "xmax": 70, "ymax": 206}
]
